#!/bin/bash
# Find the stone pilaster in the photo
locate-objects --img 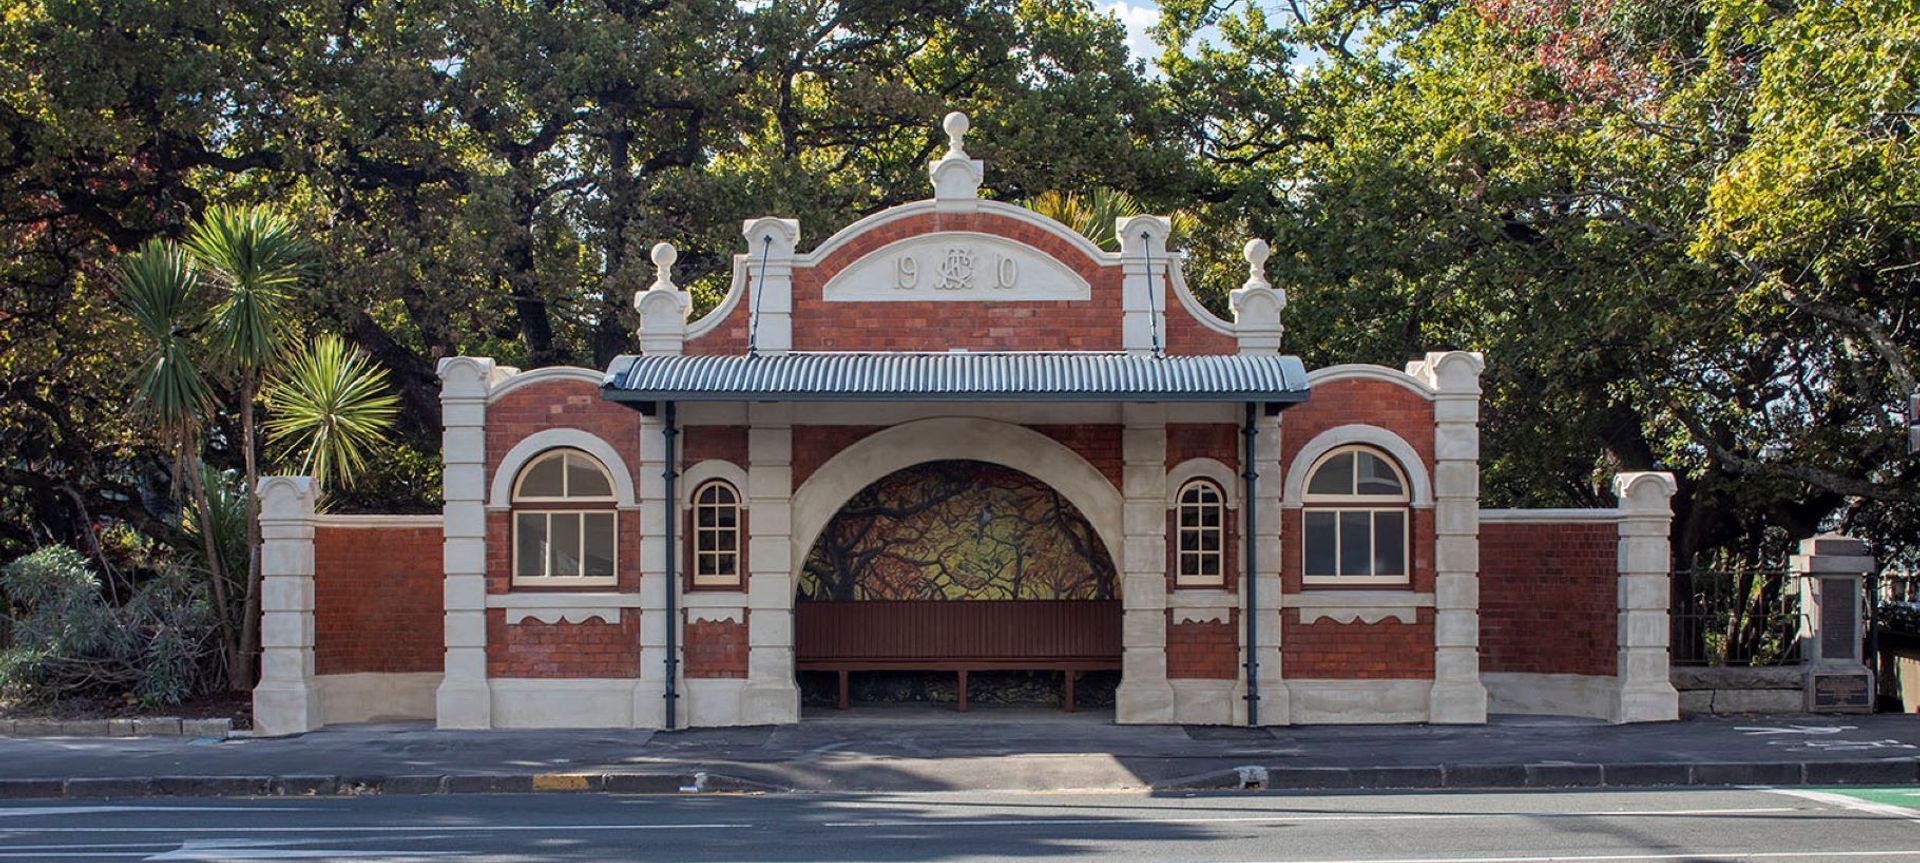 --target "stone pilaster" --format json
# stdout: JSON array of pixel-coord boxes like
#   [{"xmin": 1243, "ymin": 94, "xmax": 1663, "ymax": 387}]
[
  {"xmin": 633, "ymin": 411, "xmax": 673, "ymax": 728},
  {"xmin": 743, "ymin": 404, "xmax": 800, "ymax": 724},
  {"xmin": 1410, "ymin": 351, "xmax": 1489, "ymax": 724},
  {"xmin": 1612, "ymin": 471, "xmax": 1681, "ymax": 723},
  {"xmin": 1116, "ymin": 215, "xmax": 1172, "ymax": 357},
  {"xmin": 1116, "ymin": 404, "xmax": 1175, "ymax": 723},
  {"xmin": 740, "ymin": 218, "xmax": 800, "ymax": 354},
  {"xmin": 252, "ymin": 476, "xmax": 322, "ymax": 736},
  {"xmin": 435, "ymin": 357, "xmax": 499, "ymax": 729}
]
